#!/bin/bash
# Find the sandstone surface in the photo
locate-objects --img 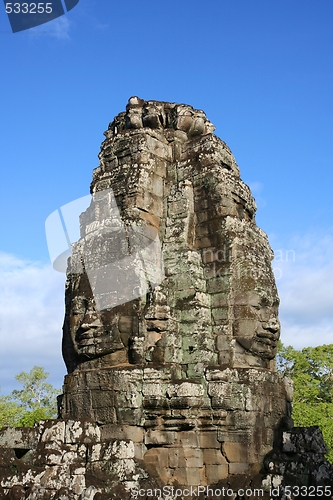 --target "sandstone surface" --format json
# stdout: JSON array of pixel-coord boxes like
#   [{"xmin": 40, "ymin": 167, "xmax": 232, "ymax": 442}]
[{"xmin": 0, "ymin": 98, "xmax": 332, "ymax": 499}]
